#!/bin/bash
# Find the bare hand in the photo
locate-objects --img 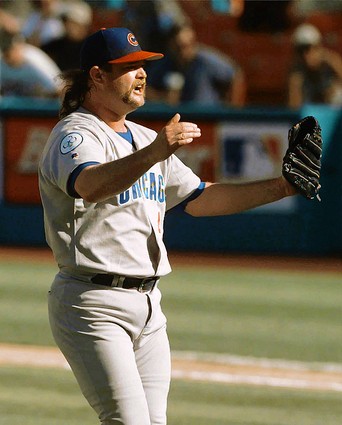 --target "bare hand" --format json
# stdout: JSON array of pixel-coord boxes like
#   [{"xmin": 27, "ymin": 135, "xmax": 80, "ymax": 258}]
[{"xmin": 152, "ymin": 113, "xmax": 201, "ymax": 161}]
